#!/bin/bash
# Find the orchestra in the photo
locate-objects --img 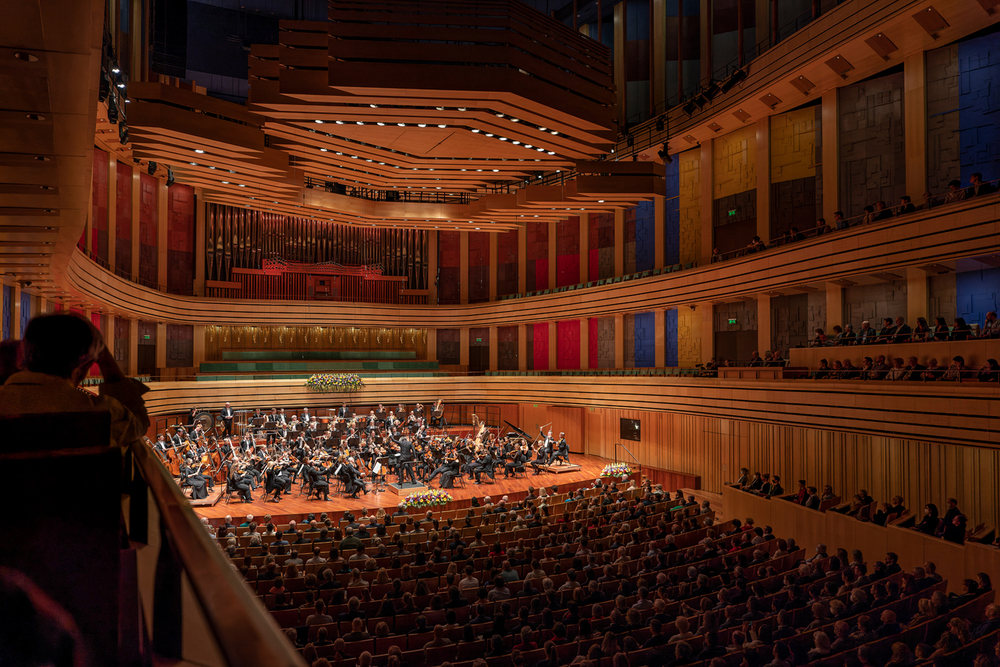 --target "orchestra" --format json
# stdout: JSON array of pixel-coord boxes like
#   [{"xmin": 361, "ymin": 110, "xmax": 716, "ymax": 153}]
[{"xmin": 150, "ymin": 400, "xmax": 572, "ymax": 504}]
